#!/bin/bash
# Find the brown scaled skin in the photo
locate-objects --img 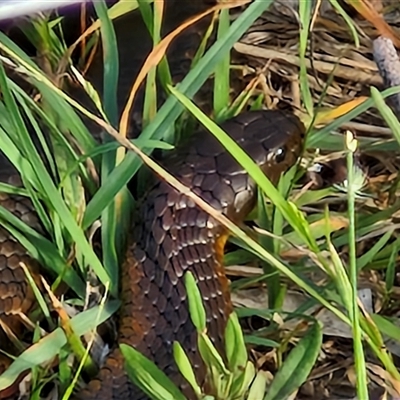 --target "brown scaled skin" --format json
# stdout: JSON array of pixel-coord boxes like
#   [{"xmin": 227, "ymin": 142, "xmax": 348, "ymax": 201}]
[
  {"xmin": 0, "ymin": 170, "xmax": 43, "ymax": 341},
  {"xmin": 0, "ymin": 164, "xmax": 44, "ymax": 399},
  {"xmin": 75, "ymin": 109, "xmax": 305, "ymax": 400}
]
